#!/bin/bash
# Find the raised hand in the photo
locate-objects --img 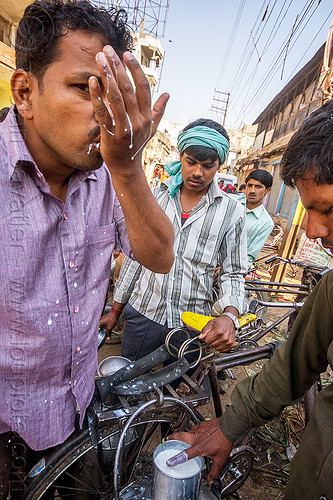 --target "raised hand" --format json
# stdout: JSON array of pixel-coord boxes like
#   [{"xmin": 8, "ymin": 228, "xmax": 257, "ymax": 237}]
[{"xmin": 89, "ymin": 45, "xmax": 169, "ymax": 170}]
